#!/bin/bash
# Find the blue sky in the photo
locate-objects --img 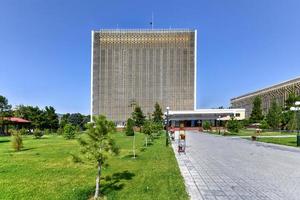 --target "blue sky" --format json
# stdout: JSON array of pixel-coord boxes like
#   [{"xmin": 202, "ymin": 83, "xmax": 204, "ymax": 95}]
[{"xmin": 1, "ymin": 0, "xmax": 300, "ymax": 114}]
